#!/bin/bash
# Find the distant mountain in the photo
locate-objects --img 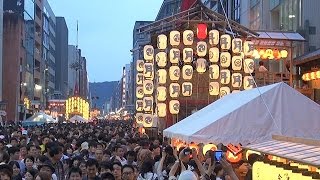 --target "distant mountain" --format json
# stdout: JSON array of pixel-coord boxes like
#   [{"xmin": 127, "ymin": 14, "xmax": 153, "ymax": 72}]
[{"xmin": 89, "ymin": 81, "xmax": 118, "ymax": 109}]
